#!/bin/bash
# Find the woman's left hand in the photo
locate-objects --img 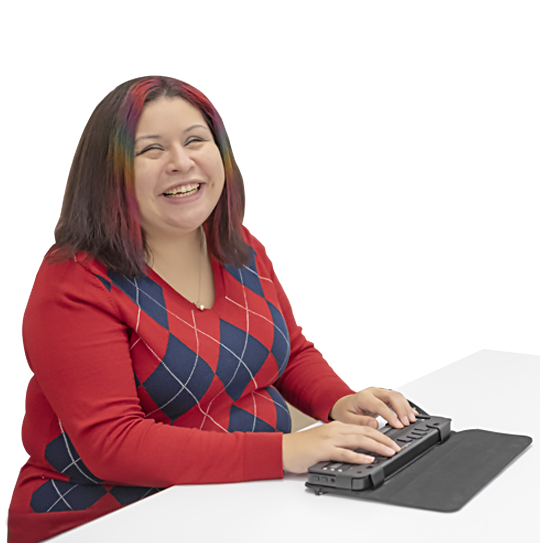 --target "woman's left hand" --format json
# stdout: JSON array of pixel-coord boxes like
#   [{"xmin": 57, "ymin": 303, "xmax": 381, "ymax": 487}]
[{"xmin": 329, "ymin": 387, "xmax": 418, "ymax": 429}]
